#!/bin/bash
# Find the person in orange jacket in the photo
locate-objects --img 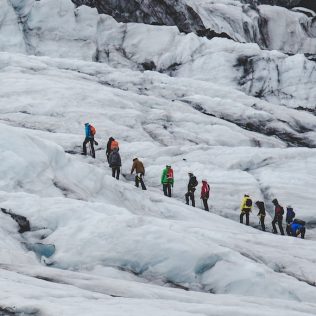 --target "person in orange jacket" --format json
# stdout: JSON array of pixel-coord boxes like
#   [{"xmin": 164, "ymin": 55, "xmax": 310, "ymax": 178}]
[{"xmin": 106, "ymin": 137, "xmax": 119, "ymax": 162}]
